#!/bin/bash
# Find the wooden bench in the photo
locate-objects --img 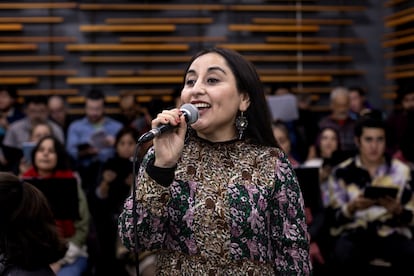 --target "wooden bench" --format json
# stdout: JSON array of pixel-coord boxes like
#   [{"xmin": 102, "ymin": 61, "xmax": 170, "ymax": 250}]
[
  {"xmin": 0, "ymin": 44, "xmax": 37, "ymax": 51},
  {"xmin": 385, "ymin": 6, "xmax": 414, "ymax": 21},
  {"xmin": 66, "ymin": 43, "xmax": 189, "ymax": 52},
  {"xmin": 383, "ymin": 27, "xmax": 414, "ymax": 39},
  {"xmin": 69, "ymin": 107, "xmax": 121, "ymax": 115},
  {"xmin": 266, "ymin": 36, "xmax": 365, "ymax": 44},
  {"xmin": 107, "ymin": 70, "xmax": 182, "ymax": 76},
  {"xmin": 386, "ymin": 13, "xmax": 414, "ymax": 27},
  {"xmin": 0, "ymin": 17, "xmax": 64, "ymax": 23},
  {"xmin": 106, "ymin": 68, "xmax": 363, "ymax": 77},
  {"xmin": 245, "ymin": 55, "xmax": 353, "ymax": 62},
  {"xmin": 258, "ymin": 69, "xmax": 365, "ymax": 76},
  {"xmin": 66, "ymin": 76, "xmax": 183, "ymax": 85},
  {"xmin": 17, "ymin": 89, "xmax": 79, "ymax": 96},
  {"xmin": 386, "ymin": 70, "xmax": 414, "ymax": 80},
  {"xmin": 66, "ymin": 75, "xmax": 332, "ymax": 85},
  {"xmin": 292, "ymin": 87, "xmax": 333, "ymax": 94},
  {"xmin": 0, "ymin": 36, "xmax": 77, "ymax": 43},
  {"xmin": 106, "ymin": 17, "xmax": 213, "ymax": 25},
  {"xmin": 228, "ymin": 24, "xmax": 319, "ymax": 33},
  {"xmin": 0, "ymin": 56, "xmax": 64, "ymax": 62},
  {"xmin": 0, "ymin": 24, "xmax": 23, "ymax": 31},
  {"xmin": 0, "ymin": 69, "xmax": 78, "ymax": 76},
  {"xmin": 384, "ymin": 48, "xmax": 414, "ymax": 58},
  {"xmin": 217, "ymin": 43, "xmax": 331, "ymax": 51},
  {"xmin": 120, "ymin": 36, "xmax": 227, "ymax": 43},
  {"xmin": 0, "ymin": 77, "xmax": 37, "ymax": 85},
  {"xmin": 228, "ymin": 5, "xmax": 366, "ymax": 12},
  {"xmin": 79, "ymin": 24, "xmax": 176, "ymax": 32},
  {"xmin": 79, "ymin": 4, "xmax": 225, "ymax": 11},
  {"xmin": 384, "ymin": 0, "xmax": 407, "ymax": 7},
  {"xmin": 382, "ymin": 35, "xmax": 414, "ymax": 47},
  {"xmin": 0, "ymin": 3, "xmax": 77, "ymax": 9},
  {"xmin": 252, "ymin": 18, "xmax": 353, "ymax": 25},
  {"xmin": 261, "ymin": 75, "xmax": 332, "ymax": 82},
  {"xmin": 385, "ymin": 63, "xmax": 414, "ymax": 72},
  {"xmin": 119, "ymin": 89, "xmax": 175, "ymax": 96},
  {"xmin": 80, "ymin": 55, "xmax": 352, "ymax": 64},
  {"xmin": 80, "ymin": 56, "xmax": 192, "ymax": 63}
]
